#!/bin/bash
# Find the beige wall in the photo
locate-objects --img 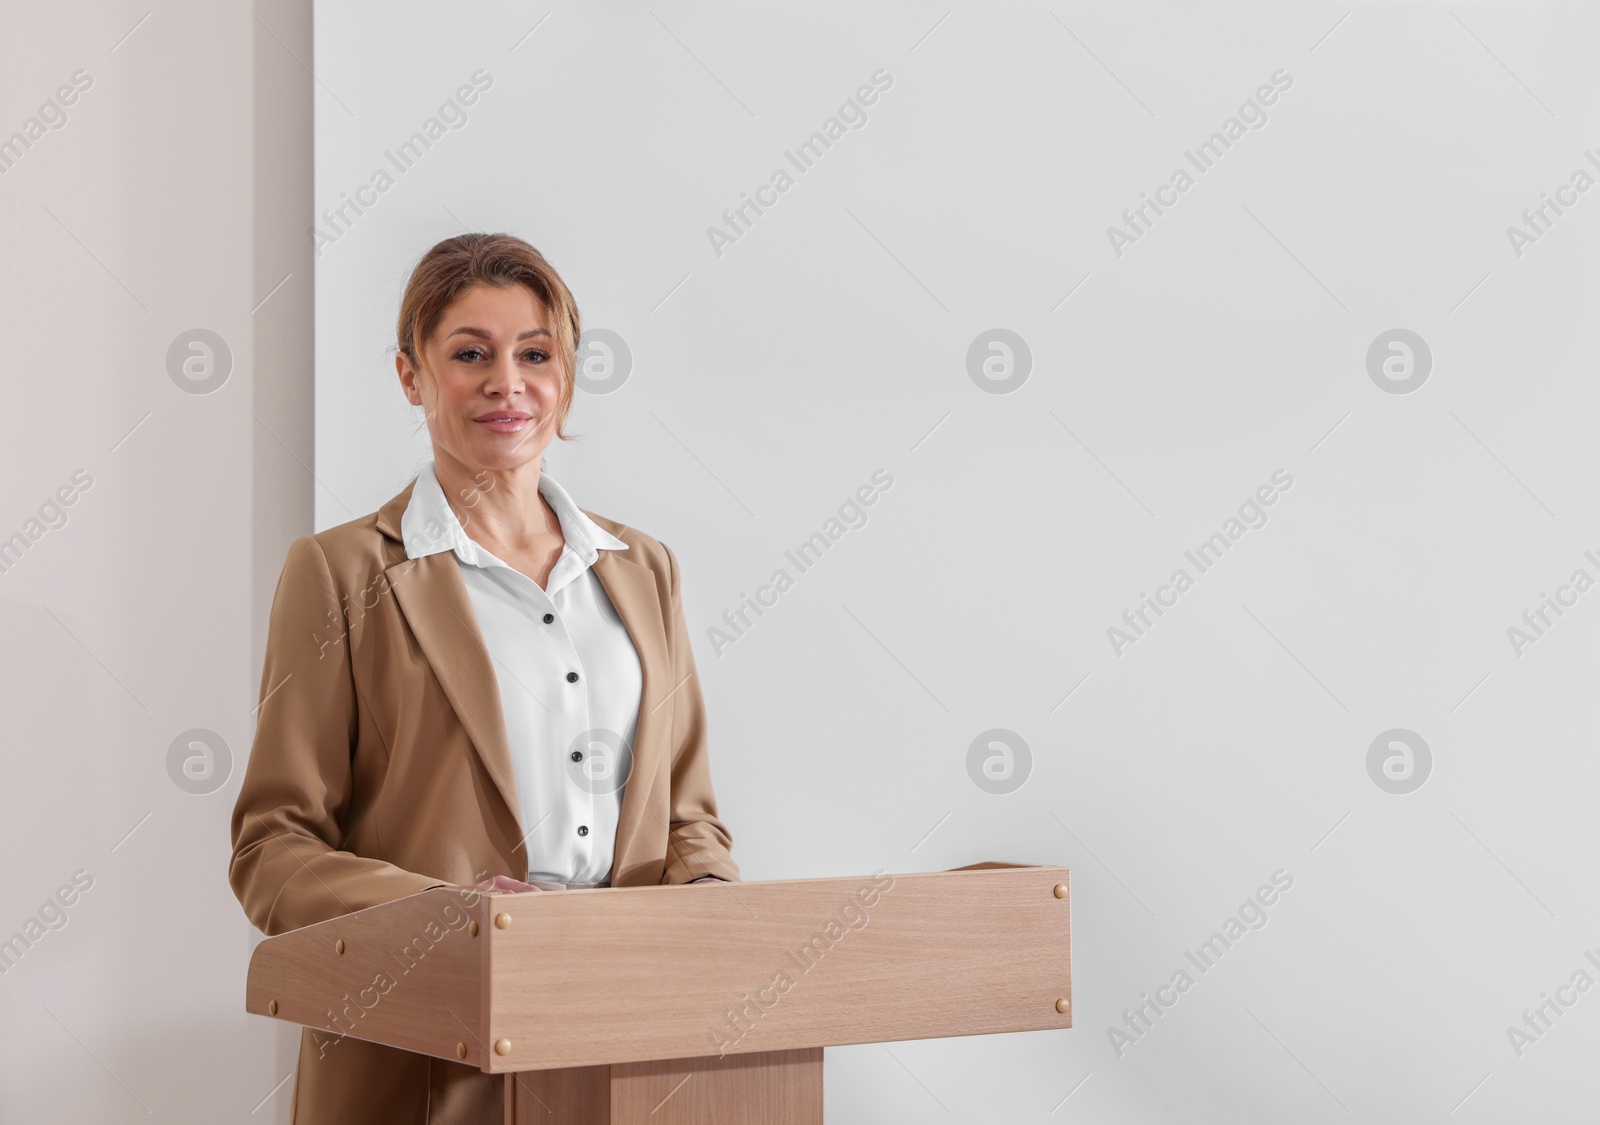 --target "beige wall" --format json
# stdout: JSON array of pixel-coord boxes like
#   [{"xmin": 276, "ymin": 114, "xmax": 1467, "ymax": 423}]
[{"xmin": 0, "ymin": 1, "xmax": 311, "ymax": 1120}]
